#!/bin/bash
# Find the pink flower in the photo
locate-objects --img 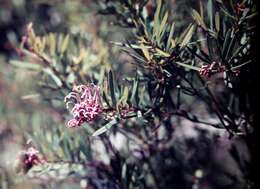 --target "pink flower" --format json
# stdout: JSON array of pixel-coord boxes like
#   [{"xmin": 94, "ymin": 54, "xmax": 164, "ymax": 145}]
[
  {"xmin": 19, "ymin": 147, "xmax": 44, "ymax": 172},
  {"xmin": 199, "ymin": 61, "xmax": 226, "ymax": 77},
  {"xmin": 64, "ymin": 84, "xmax": 102, "ymax": 127},
  {"xmin": 24, "ymin": 147, "xmax": 41, "ymax": 166}
]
